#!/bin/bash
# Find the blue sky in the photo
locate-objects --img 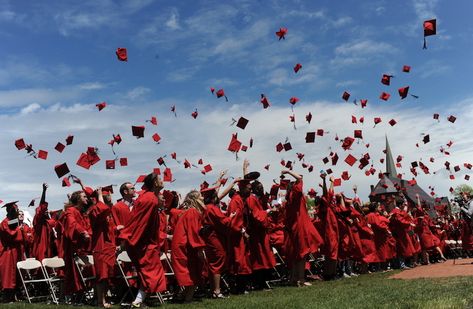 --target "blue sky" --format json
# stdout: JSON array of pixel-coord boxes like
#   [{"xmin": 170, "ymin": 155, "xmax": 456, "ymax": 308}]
[{"xmin": 1, "ymin": 0, "xmax": 473, "ymax": 215}]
